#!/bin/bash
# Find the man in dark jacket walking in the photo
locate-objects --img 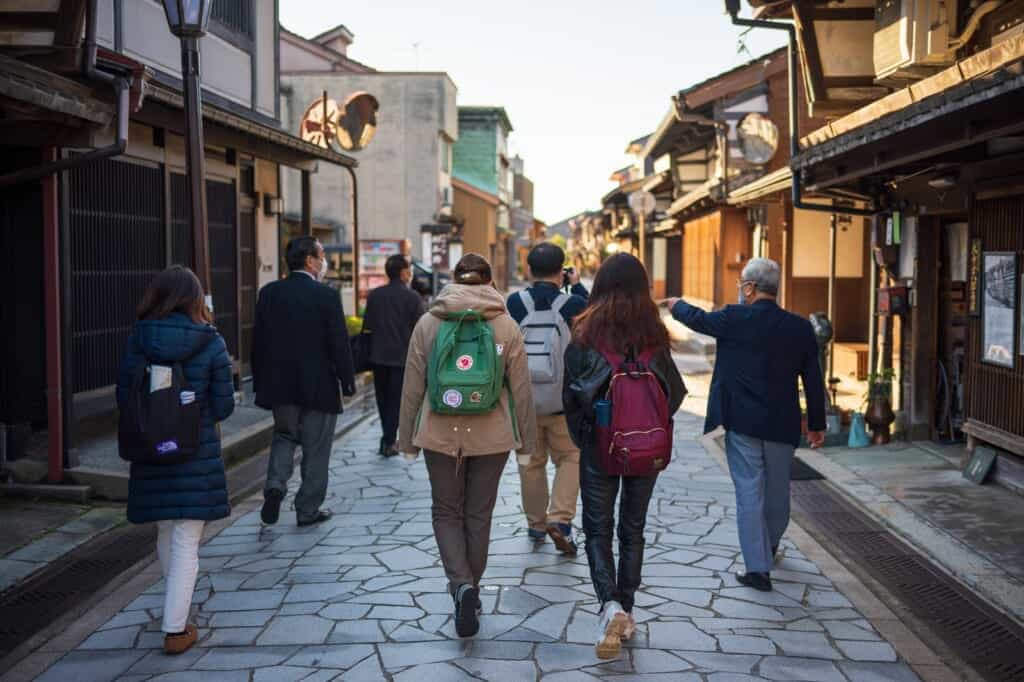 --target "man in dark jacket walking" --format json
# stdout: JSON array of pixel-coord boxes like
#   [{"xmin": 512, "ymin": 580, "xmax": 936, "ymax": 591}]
[
  {"xmin": 666, "ymin": 257, "xmax": 826, "ymax": 592},
  {"xmin": 252, "ymin": 236, "xmax": 356, "ymax": 526},
  {"xmin": 362, "ymin": 255, "xmax": 425, "ymax": 456}
]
